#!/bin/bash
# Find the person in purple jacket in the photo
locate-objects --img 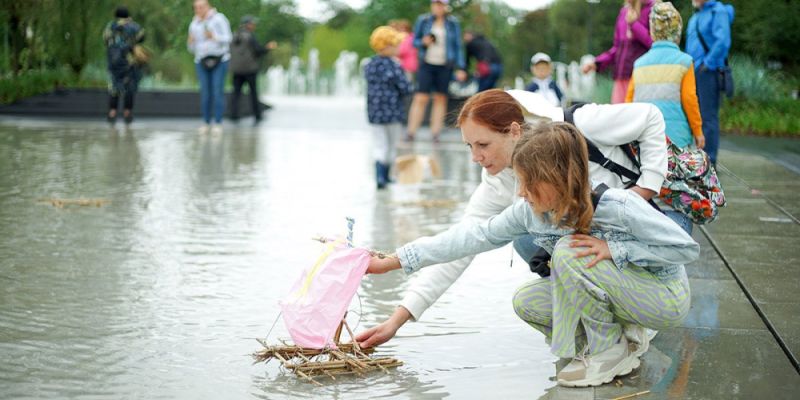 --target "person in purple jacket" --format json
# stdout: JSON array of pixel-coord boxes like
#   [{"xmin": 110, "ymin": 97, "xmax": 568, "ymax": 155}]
[{"xmin": 583, "ymin": 0, "xmax": 655, "ymax": 103}]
